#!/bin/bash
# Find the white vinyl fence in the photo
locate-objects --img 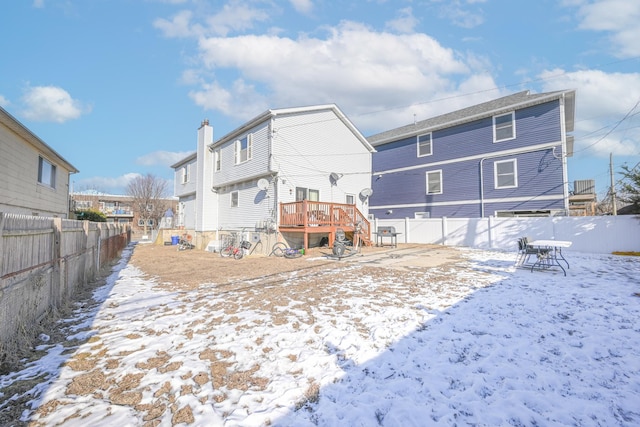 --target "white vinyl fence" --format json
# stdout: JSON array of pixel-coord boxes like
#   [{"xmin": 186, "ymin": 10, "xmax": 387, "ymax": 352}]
[{"xmin": 373, "ymin": 215, "xmax": 640, "ymax": 254}]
